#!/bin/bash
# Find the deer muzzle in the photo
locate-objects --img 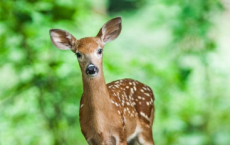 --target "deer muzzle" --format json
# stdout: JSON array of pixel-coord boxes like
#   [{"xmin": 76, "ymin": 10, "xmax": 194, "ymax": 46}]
[{"xmin": 86, "ymin": 63, "xmax": 98, "ymax": 77}]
